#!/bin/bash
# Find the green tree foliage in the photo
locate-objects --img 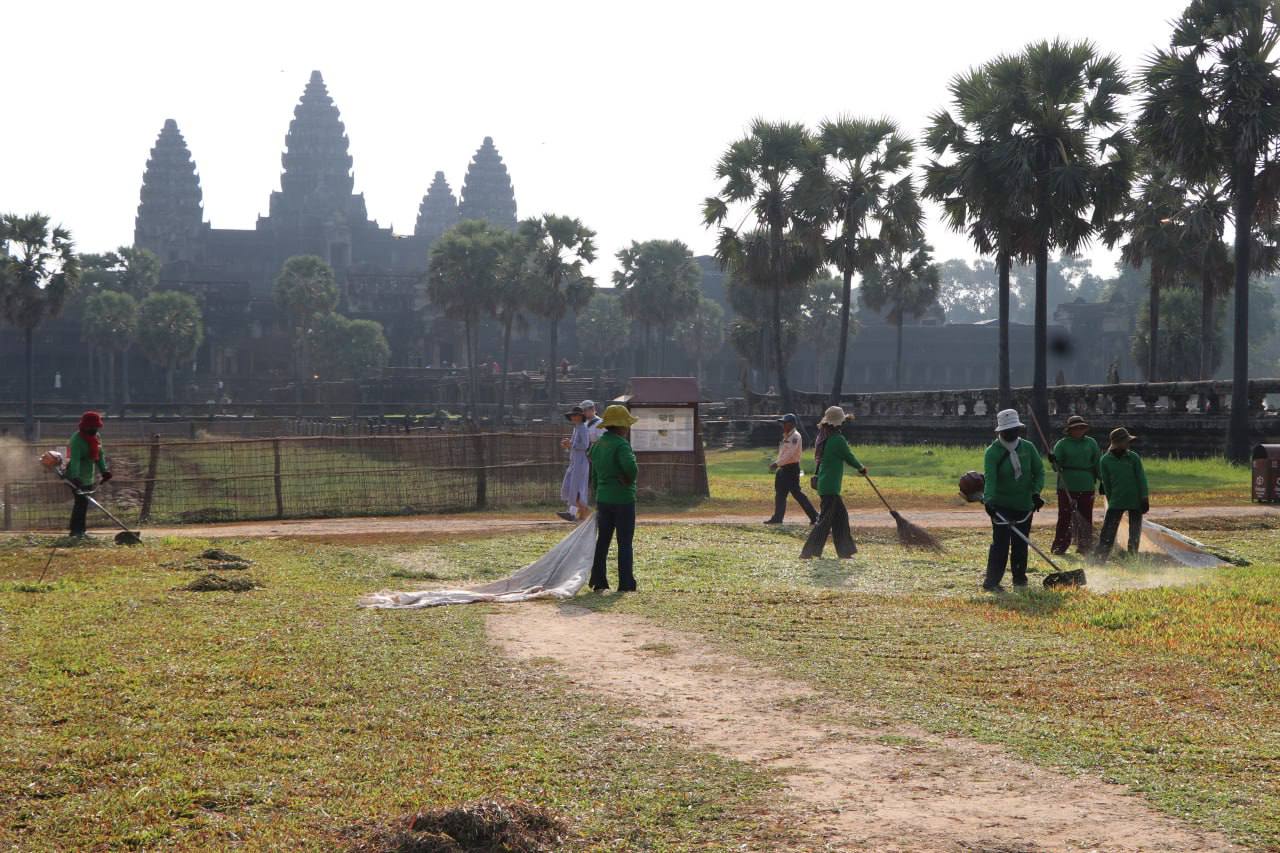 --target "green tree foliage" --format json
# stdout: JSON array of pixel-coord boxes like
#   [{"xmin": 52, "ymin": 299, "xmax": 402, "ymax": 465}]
[
  {"xmin": 0, "ymin": 213, "xmax": 80, "ymax": 438},
  {"xmin": 613, "ymin": 239, "xmax": 701, "ymax": 374},
  {"xmin": 673, "ymin": 296, "xmax": 726, "ymax": 386},
  {"xmin": 490, "ymin": 231, "xmax": 527, "ymax": 422},
  {"xmin": 518, "ymin": 214, "xmax": 597, "ymax": 408},
  {"xmin": 274, "ymin": 255, "xmax": 338, "ymax": 401},
  {"xmin": 310, "ymin": 313, "xmax": 390, "ymax": 379},
  {"xmin": 576, "ymin": 292, "xmax": 632, "ymax": 368},
  {"xmin": 726, "ymin": 271, "xmax": 802, "ymax": 397},
  {"xmin": 704, "ymin": 119, "xmax": 825, "ymax": 414},
  {"xmin": 1137, "ymin": 0, "xmax": 1280, "ymax": 459},
  {"xmin": 1132, "ymin": 287, "xmax": 1225, "ymax": 381},
  {"xmin": 816, "ymin": 117, "xmax": 922, "ymax": 403},
  {"xmin": 859, "ymin": 238, "xmax": 941, "ymax": 389},
  {"xmin": 81, "ymin": 290, "xmax": 139, "ymax": 405},
  {"xmin": 138, "ymin": 291, "xmax": 203, "ymax": 402},
  {"xmin": 79, "ymin": 246, "xmax": 161, "ymax": 300},
  {"xmin": 427, "ymin": 219, "xmax": 509, "ymax": 414}
]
